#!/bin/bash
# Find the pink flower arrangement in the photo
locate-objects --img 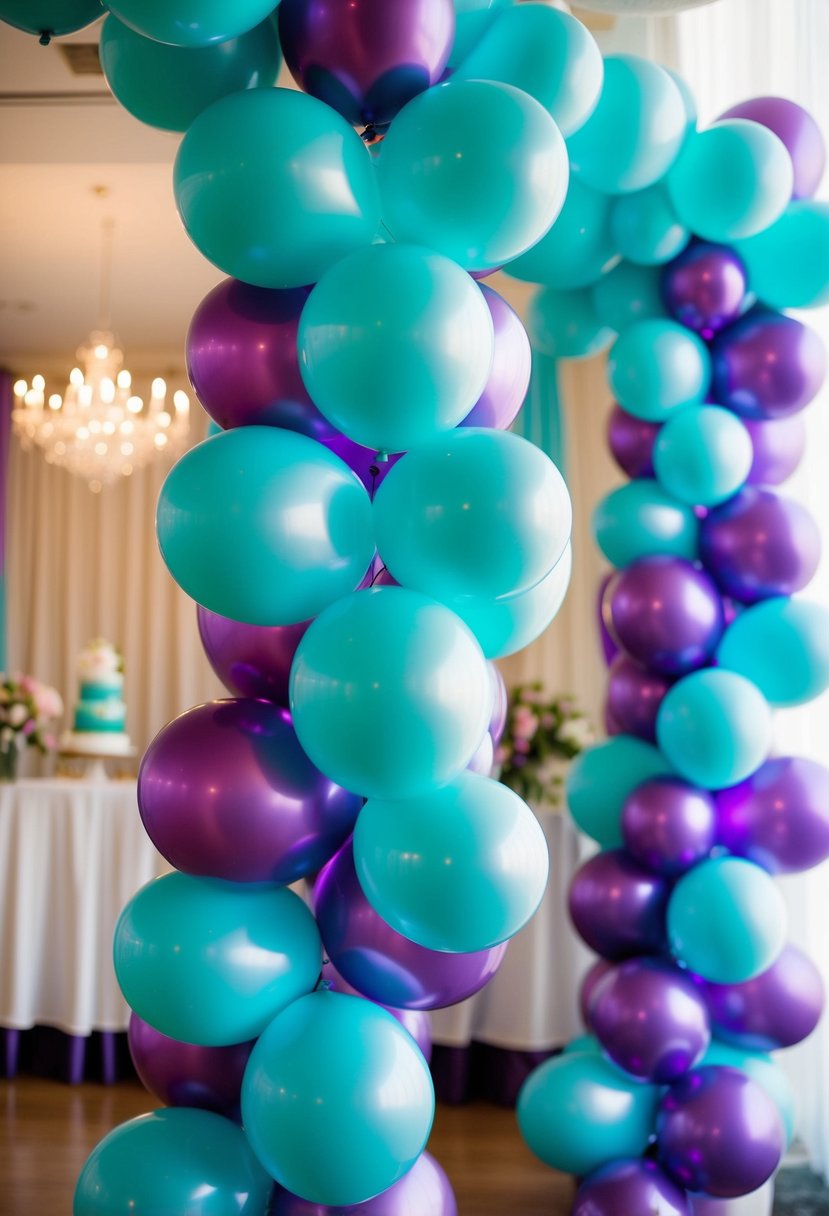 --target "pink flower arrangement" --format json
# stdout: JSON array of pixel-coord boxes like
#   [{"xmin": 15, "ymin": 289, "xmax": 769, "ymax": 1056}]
[
  {"xmin": 498, "ymin": 683, "xmax": 593, "ymax": 805},
  {"xmin": 0, "ymin": 673, "xmax": 64, "ymax": 755}
]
